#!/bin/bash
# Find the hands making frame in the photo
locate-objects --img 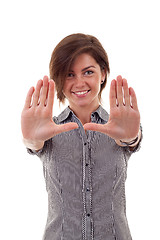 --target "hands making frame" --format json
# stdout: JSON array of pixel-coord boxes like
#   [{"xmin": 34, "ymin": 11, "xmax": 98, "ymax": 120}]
[
  {"xmin": 21, "ymin": 75, "xmax": 141, "ymax": 150},
  {"xmin": 84, "ymin": 75, "xmax": 141, "ymax": 146},
  {"xmin": 21, "ymin": 76, "xmax": 78, "ymax": 150}
]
